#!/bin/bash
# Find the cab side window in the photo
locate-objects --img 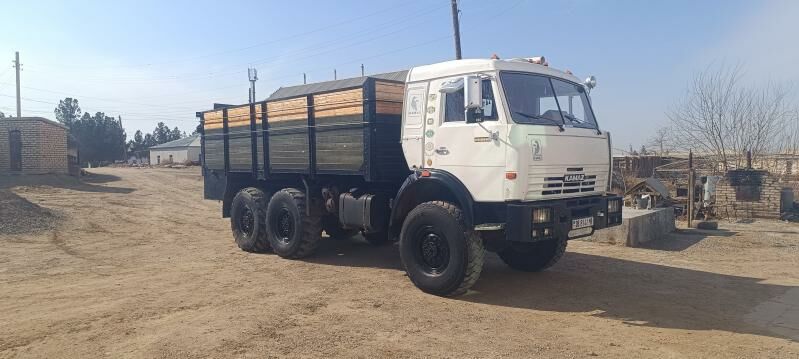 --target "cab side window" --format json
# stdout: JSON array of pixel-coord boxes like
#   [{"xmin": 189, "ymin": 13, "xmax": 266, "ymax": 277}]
[{"xmin": 443, "ymin": 79, "xmax": 497, "ymax": 122}]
